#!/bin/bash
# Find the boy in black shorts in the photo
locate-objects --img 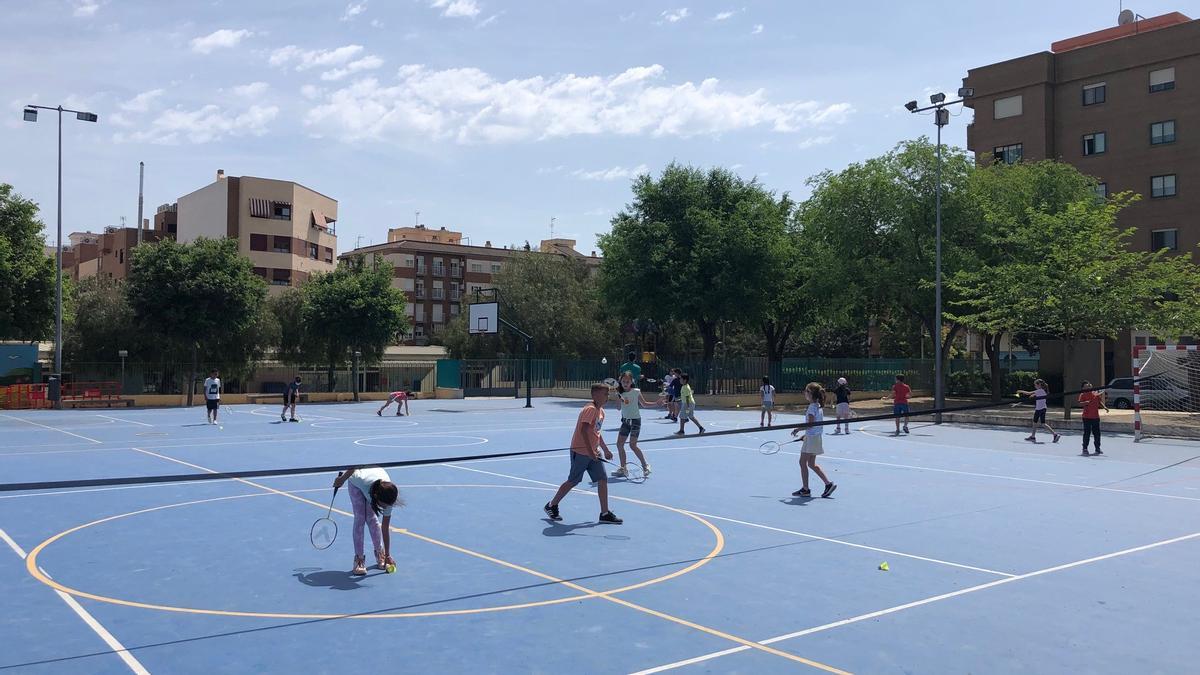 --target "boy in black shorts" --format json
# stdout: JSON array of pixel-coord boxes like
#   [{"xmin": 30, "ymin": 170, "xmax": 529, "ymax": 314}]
[
  {"xmin": 281, "ymin": 376, "xmax": 301, "ymax": 422},
  {"xmin": 543, "ymin": 383, "xmax": 622, "ymax": 524}
]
